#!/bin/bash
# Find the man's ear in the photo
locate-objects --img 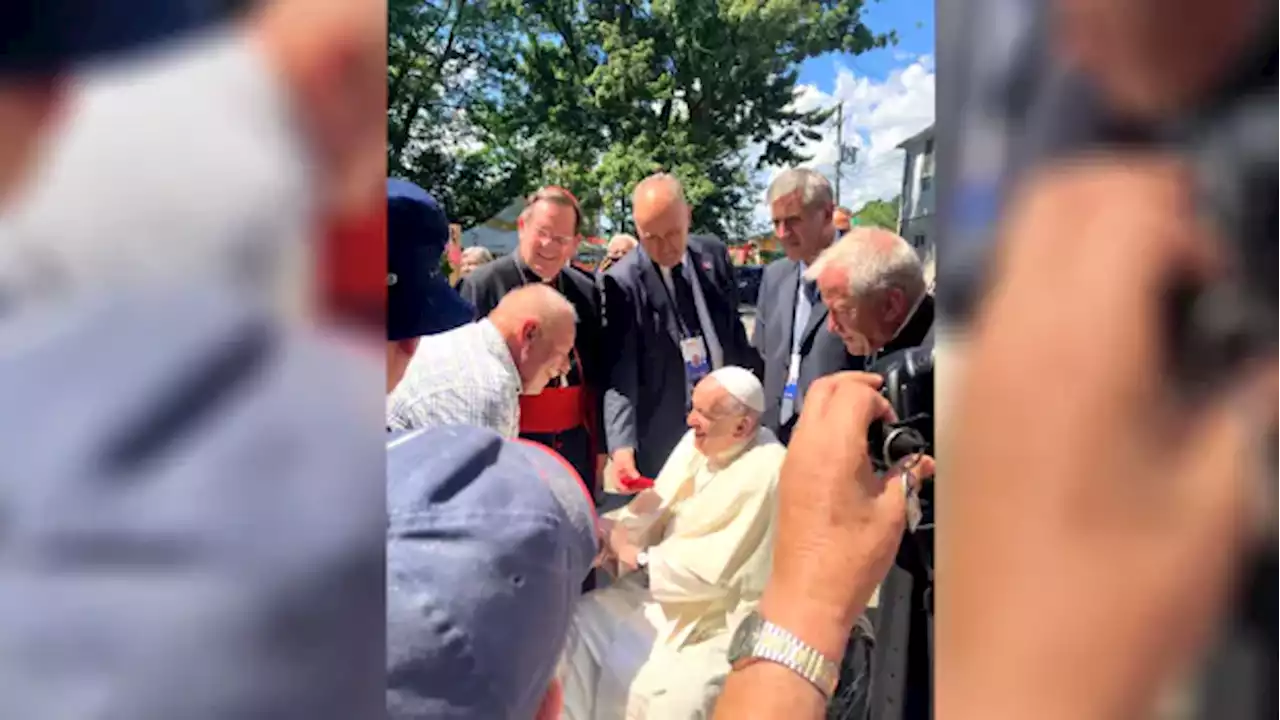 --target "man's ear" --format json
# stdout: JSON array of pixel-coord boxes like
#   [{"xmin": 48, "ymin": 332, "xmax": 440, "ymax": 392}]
[
  {"xmin": 521, "ymin": 319, "xmax": 541, "ymax": 346},
  {"xmin": 396, "ymin": 337, "xmax": 419, "ymax": 356}
]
